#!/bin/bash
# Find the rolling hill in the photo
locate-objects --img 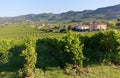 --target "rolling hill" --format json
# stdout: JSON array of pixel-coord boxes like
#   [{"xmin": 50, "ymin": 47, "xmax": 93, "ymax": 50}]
[{"xmin": 0, "ymin": 4, "xmax": 120, "ymax": 24}]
